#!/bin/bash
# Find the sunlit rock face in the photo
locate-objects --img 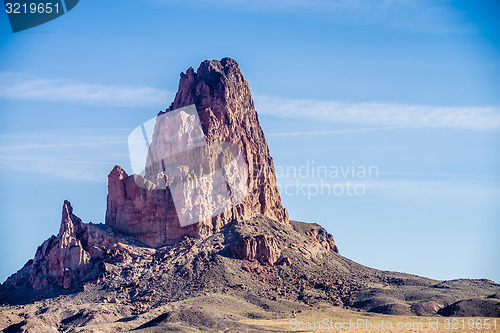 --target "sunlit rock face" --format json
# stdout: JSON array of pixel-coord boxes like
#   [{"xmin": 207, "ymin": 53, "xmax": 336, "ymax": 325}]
[
  {"xmin": 105, "ymin": 58, "xmax": 289, "ymax": 247},
  {"xmin": 4, "ymin": 201, "xmax": 112, "ymax": 291}
]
